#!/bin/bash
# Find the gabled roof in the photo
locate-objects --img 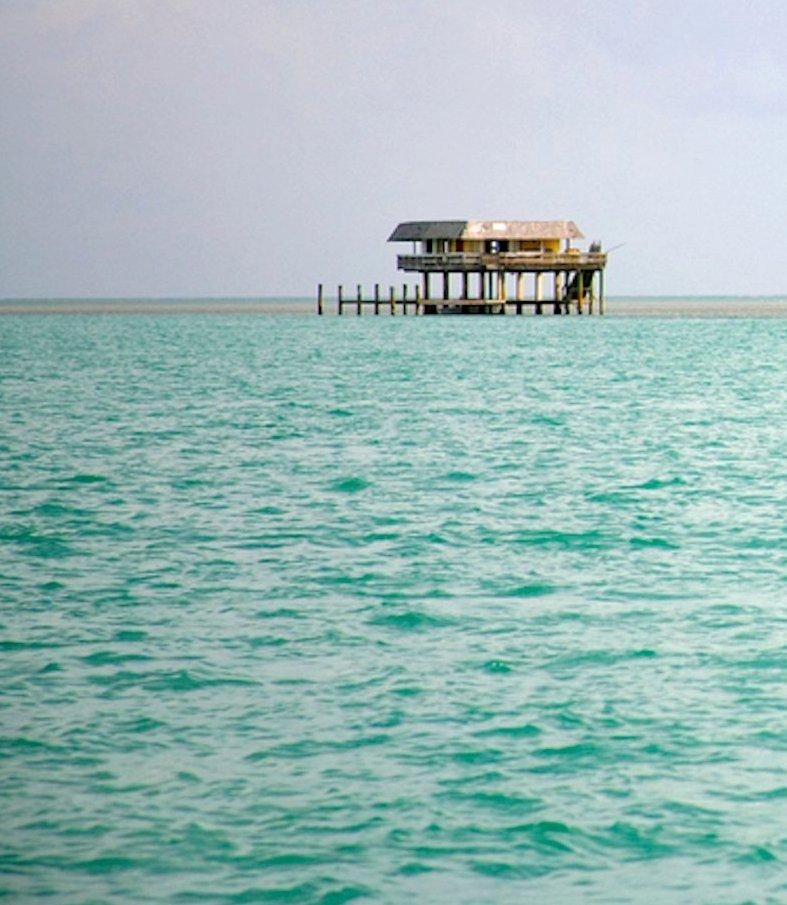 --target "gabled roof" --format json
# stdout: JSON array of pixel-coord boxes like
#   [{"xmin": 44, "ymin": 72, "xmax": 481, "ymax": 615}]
[{"xmin": 389, "ymin": 220, "xmax": 584, "ymax": 241}]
